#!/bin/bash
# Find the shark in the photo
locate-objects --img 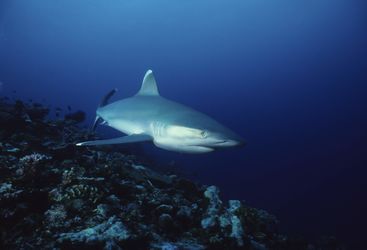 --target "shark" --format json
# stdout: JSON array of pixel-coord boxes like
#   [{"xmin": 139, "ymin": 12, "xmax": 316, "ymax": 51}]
[{"xmin": 76, "ymin": 70, "xmax": 245, "ymax": 153}]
